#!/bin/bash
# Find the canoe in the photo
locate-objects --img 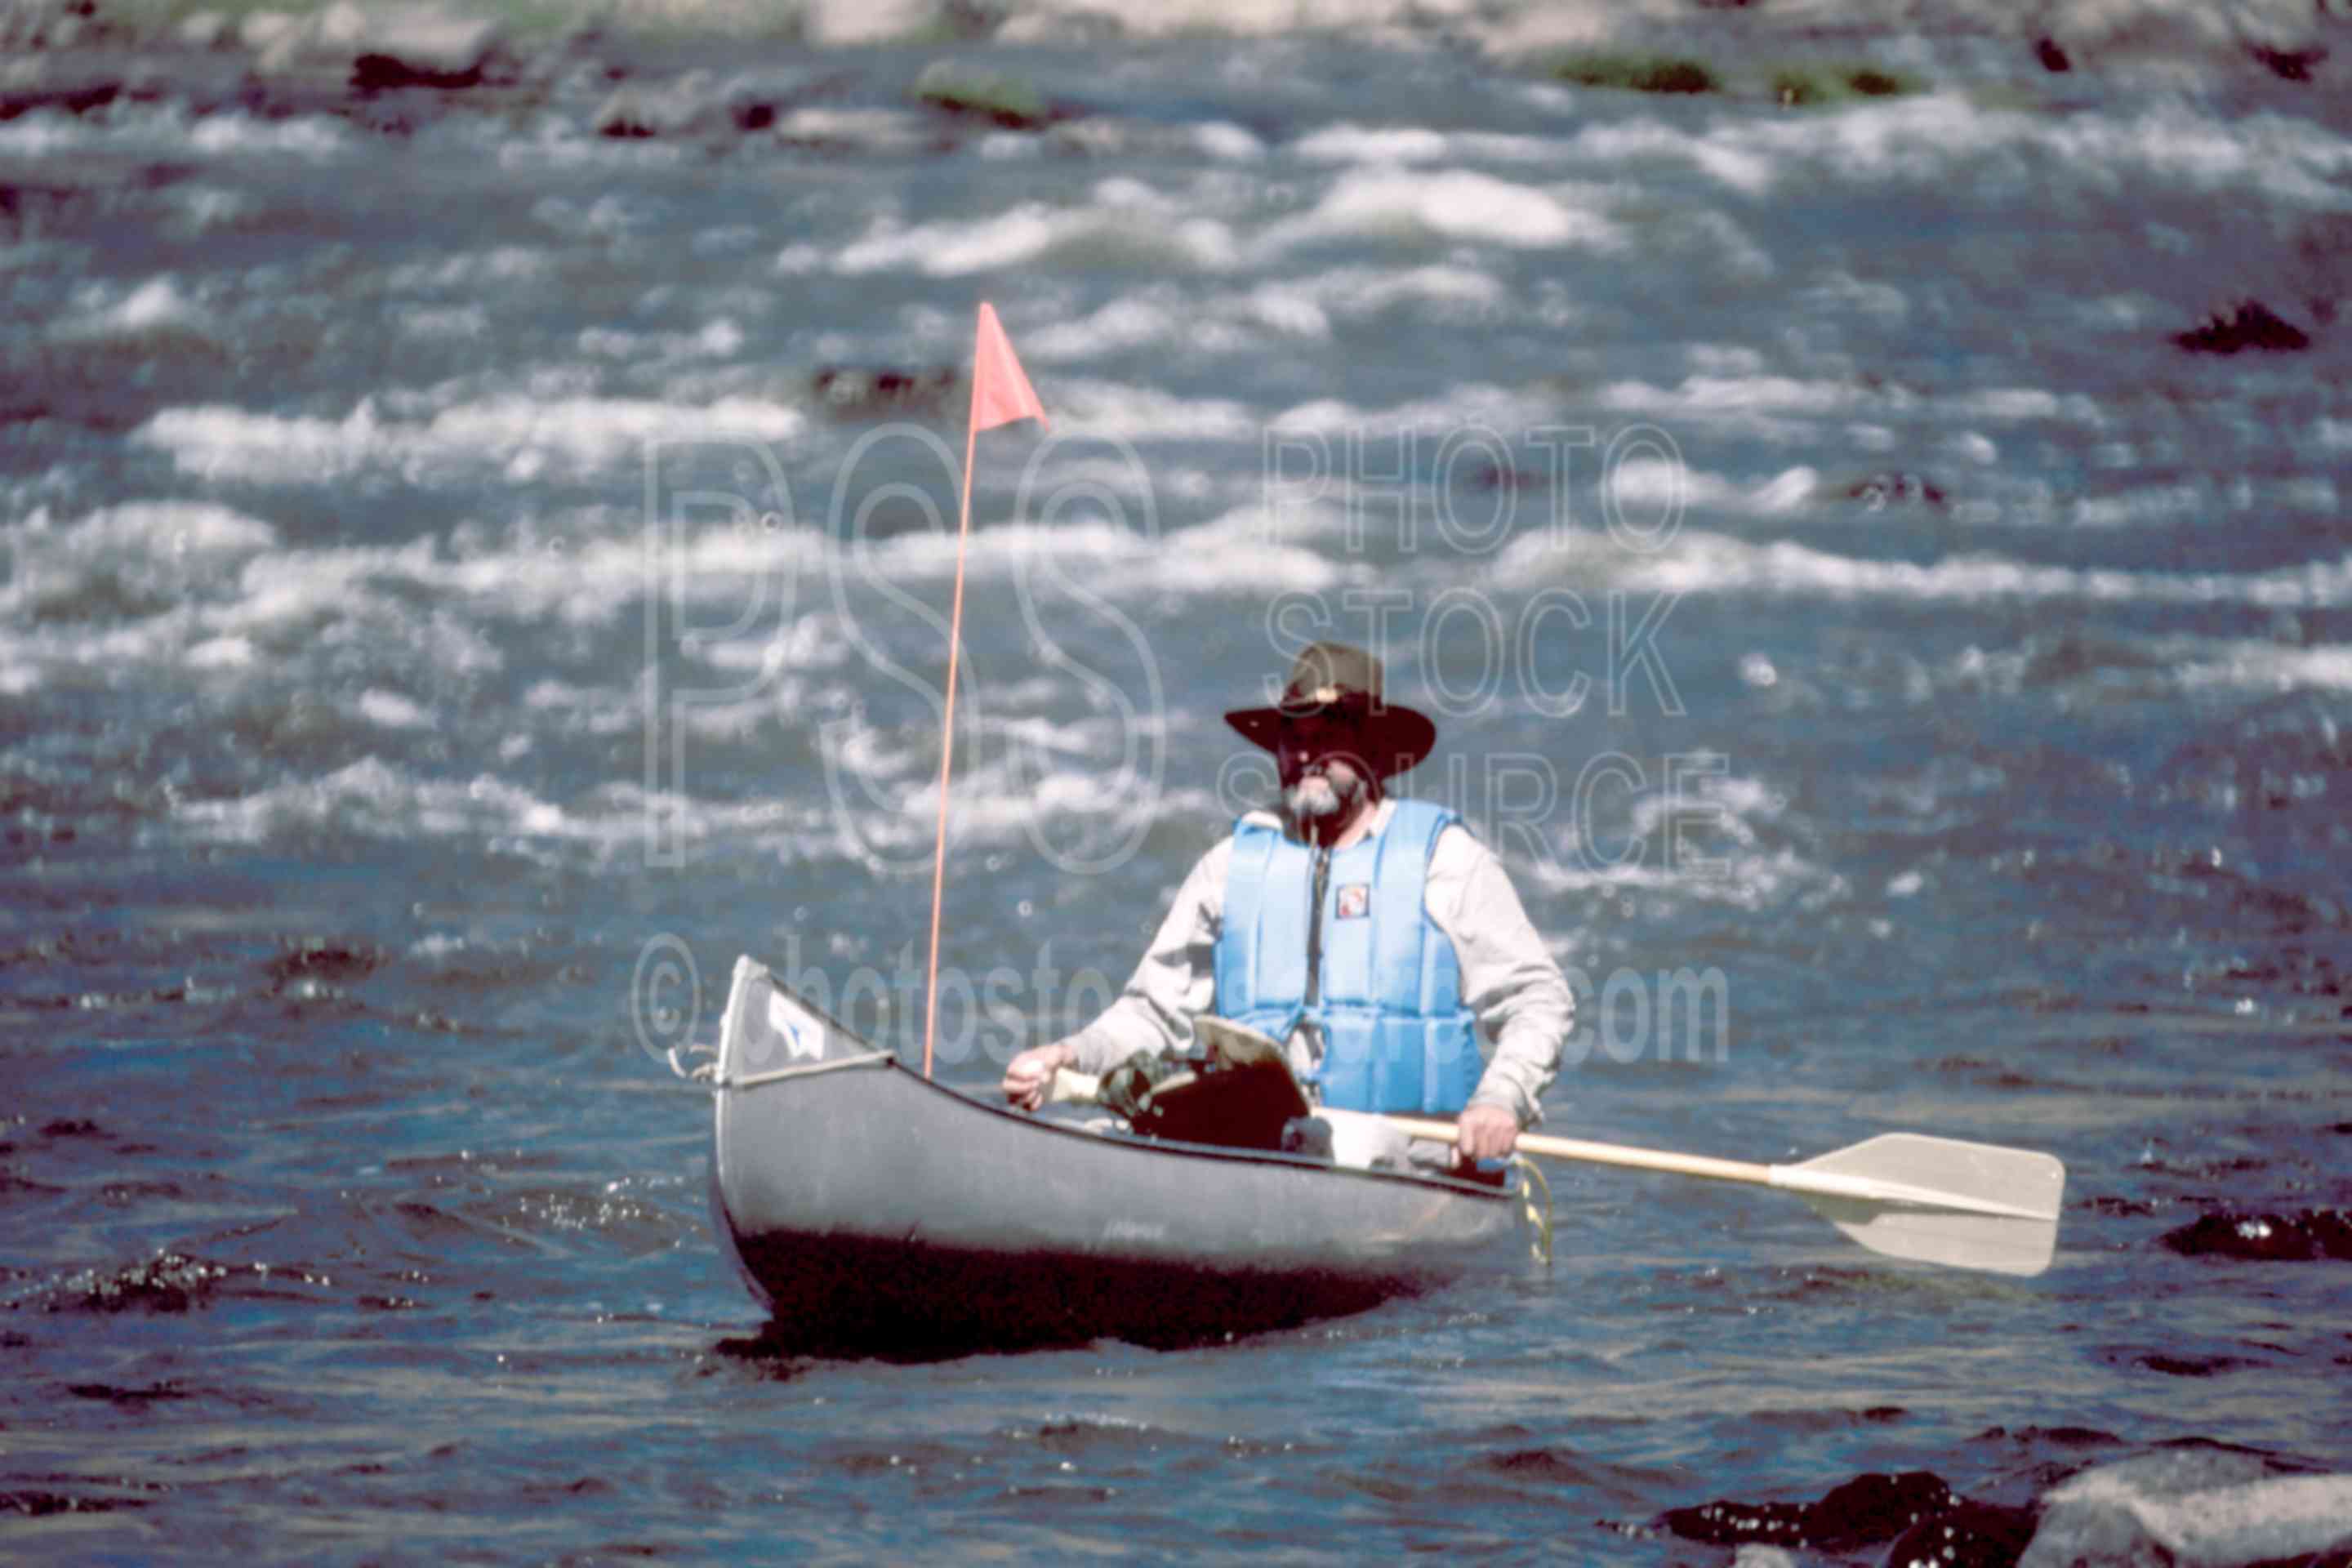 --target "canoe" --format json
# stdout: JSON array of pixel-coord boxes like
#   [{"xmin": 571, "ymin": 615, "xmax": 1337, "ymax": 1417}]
[{"xmin": 690, "ymin": 956, "xmax": 1529, "ymax": 1352}]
